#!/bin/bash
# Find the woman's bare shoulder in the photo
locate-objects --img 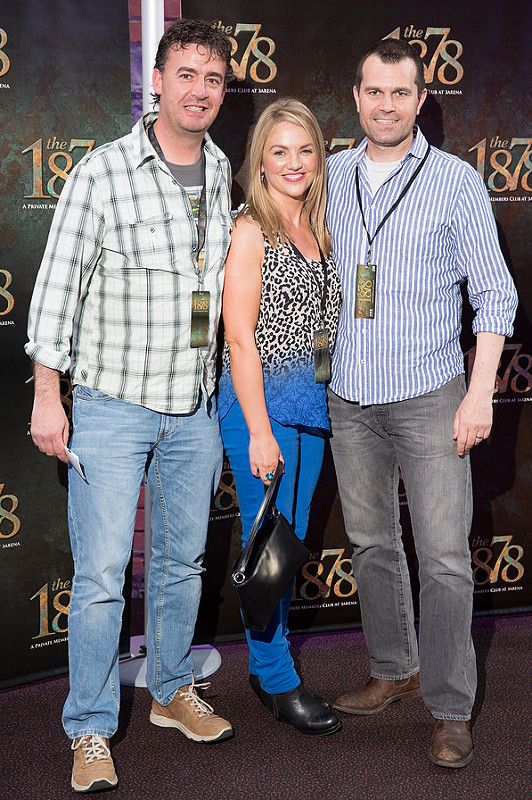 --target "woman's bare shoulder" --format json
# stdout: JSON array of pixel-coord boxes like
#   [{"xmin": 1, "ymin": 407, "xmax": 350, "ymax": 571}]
[{"xmin": 230, "ymin": 213, "xmax": 264, "ymax": 254}]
